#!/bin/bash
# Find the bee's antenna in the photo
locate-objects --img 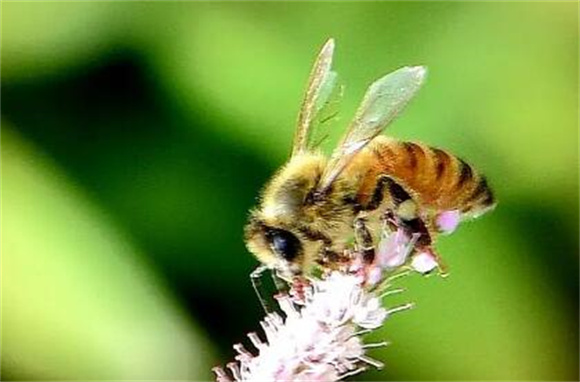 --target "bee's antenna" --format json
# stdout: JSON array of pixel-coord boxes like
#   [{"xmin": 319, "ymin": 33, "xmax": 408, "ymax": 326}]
[{"xmin": 251, "ymin": 265, "xmax": 271, "ymax": 313}]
